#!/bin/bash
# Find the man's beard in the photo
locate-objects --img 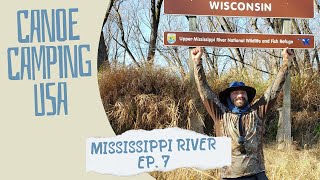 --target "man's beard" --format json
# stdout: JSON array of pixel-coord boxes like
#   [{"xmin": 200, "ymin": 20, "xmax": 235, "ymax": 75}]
[{"xmin": 232, "ymin": 97, "xmax": 248, "ymax": 108}]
